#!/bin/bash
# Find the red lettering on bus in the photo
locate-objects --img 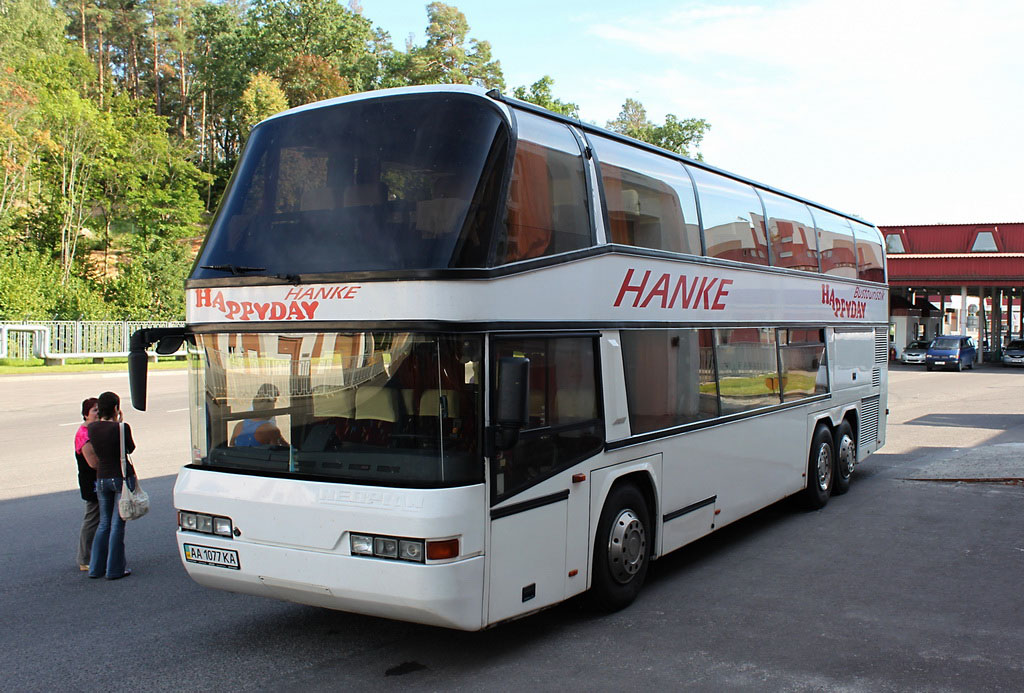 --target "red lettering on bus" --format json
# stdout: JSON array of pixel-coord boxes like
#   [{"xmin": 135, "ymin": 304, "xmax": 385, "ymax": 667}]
[
  {"xmin": 616, "ymin": 269, "xmax": 731, "ymax": 312},
  {"xmin": 192, "ymin": 289, "xmax": 336, "ymax": 321},
  {"xmin": 614, "ymin": 269, "xmax": 651, "ymax": 307}
]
